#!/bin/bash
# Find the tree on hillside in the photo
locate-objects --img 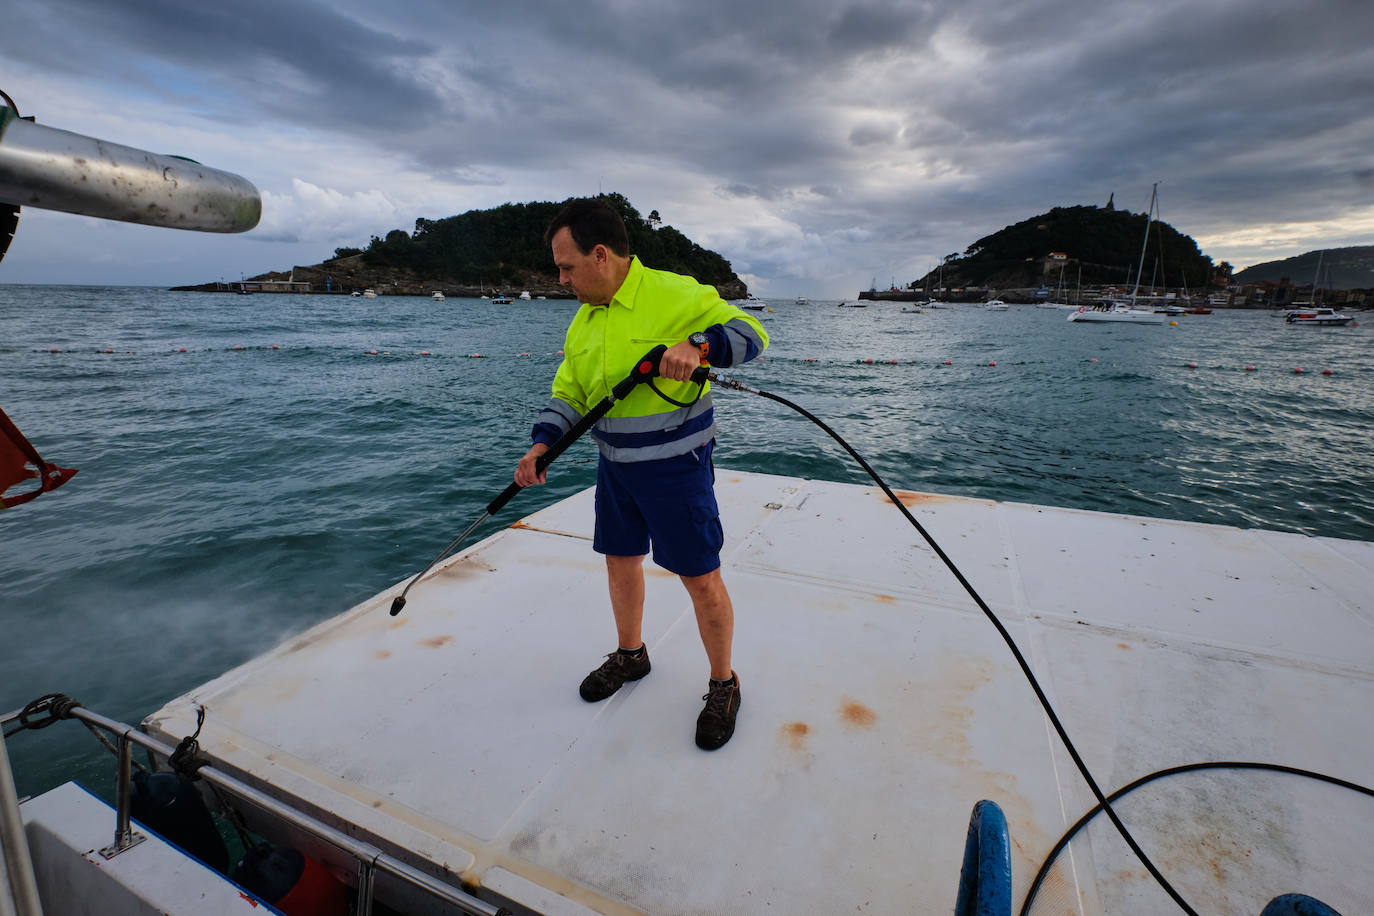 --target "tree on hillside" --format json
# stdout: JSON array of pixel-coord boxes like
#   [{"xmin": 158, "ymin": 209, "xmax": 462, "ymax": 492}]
[
  {"xmin": 348, "ymin": 193, "xmax": 740, "ymax": 290},
  {"xmin": 929, "ymin": 205, "xmax": 1213, "ymax": 289}
]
